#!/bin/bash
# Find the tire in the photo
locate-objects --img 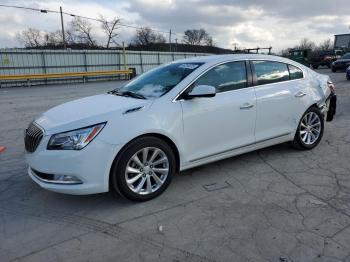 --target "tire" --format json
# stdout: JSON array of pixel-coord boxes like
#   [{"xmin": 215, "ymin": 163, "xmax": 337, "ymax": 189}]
[
  {"xmin": 331, "ymin": 67, "xmax": 336, "ymax": 73},
  {"xmin": 311, "ymin": 64, "xmax": 319, "ymax": 69},
  {"xmin": 291, "ymin": 107, "xmax": 324, "ymax": 150},
  {"xmin": 110, "ymin": 136, "xmax": 176, "ymax": 201}
]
